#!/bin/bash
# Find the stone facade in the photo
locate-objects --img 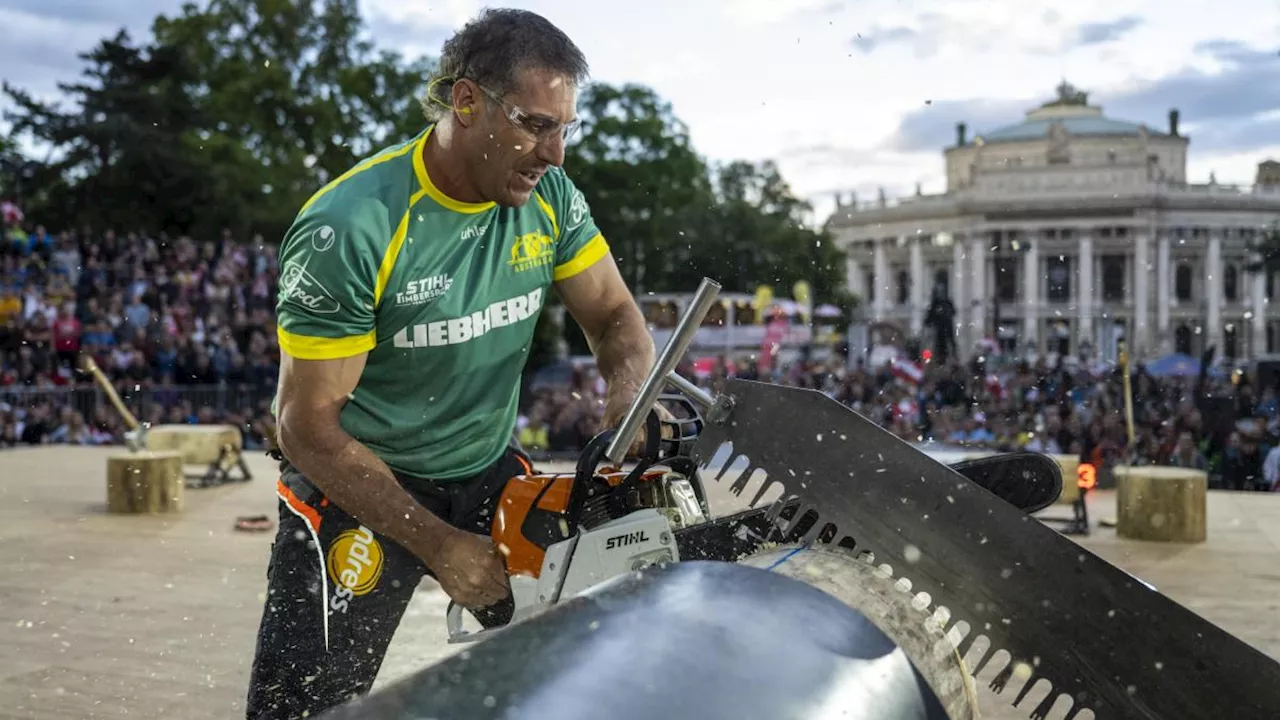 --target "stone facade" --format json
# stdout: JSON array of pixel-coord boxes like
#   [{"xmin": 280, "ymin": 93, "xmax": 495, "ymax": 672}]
[{"xmin": 826, "ymin": 82, "xmax": 1280, "ymax": 363}]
